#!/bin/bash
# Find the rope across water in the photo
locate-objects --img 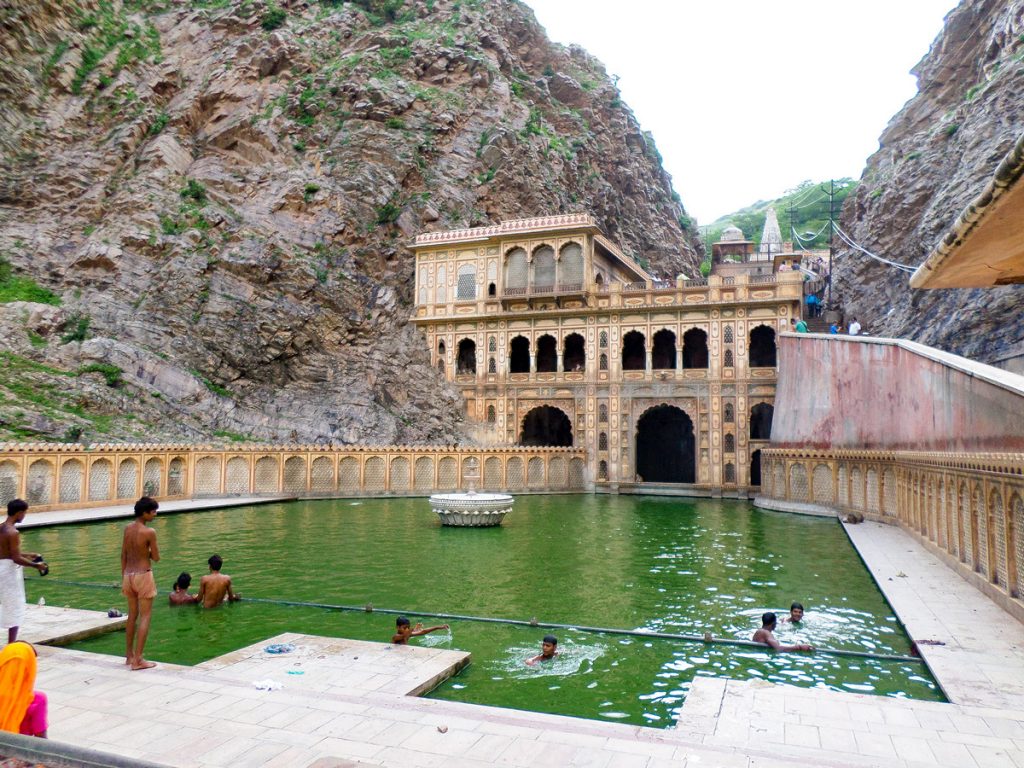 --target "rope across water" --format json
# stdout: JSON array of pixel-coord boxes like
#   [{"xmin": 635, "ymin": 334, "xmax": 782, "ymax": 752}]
[{"xmin": 47, "ymin": 578, "xmax": 924, "ymax": 664}]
